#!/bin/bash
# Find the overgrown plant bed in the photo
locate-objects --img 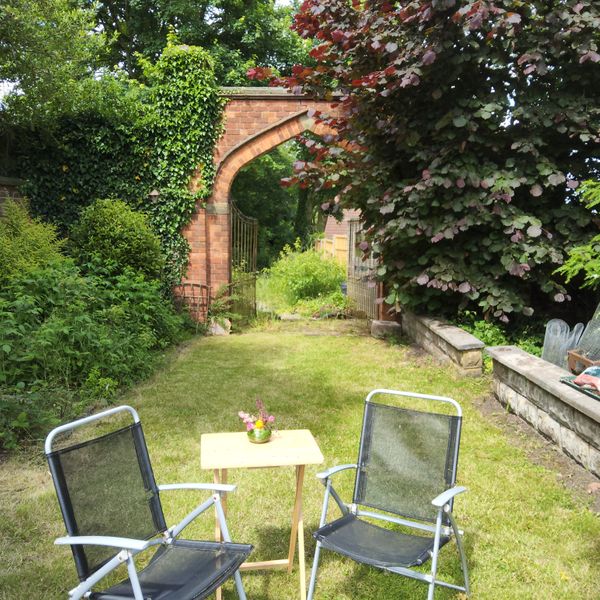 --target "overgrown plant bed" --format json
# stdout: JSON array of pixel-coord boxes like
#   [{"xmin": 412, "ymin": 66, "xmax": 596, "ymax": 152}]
[{"xmin": 1, "ymin": 320, "xmax": 599, "ymax": 599}]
